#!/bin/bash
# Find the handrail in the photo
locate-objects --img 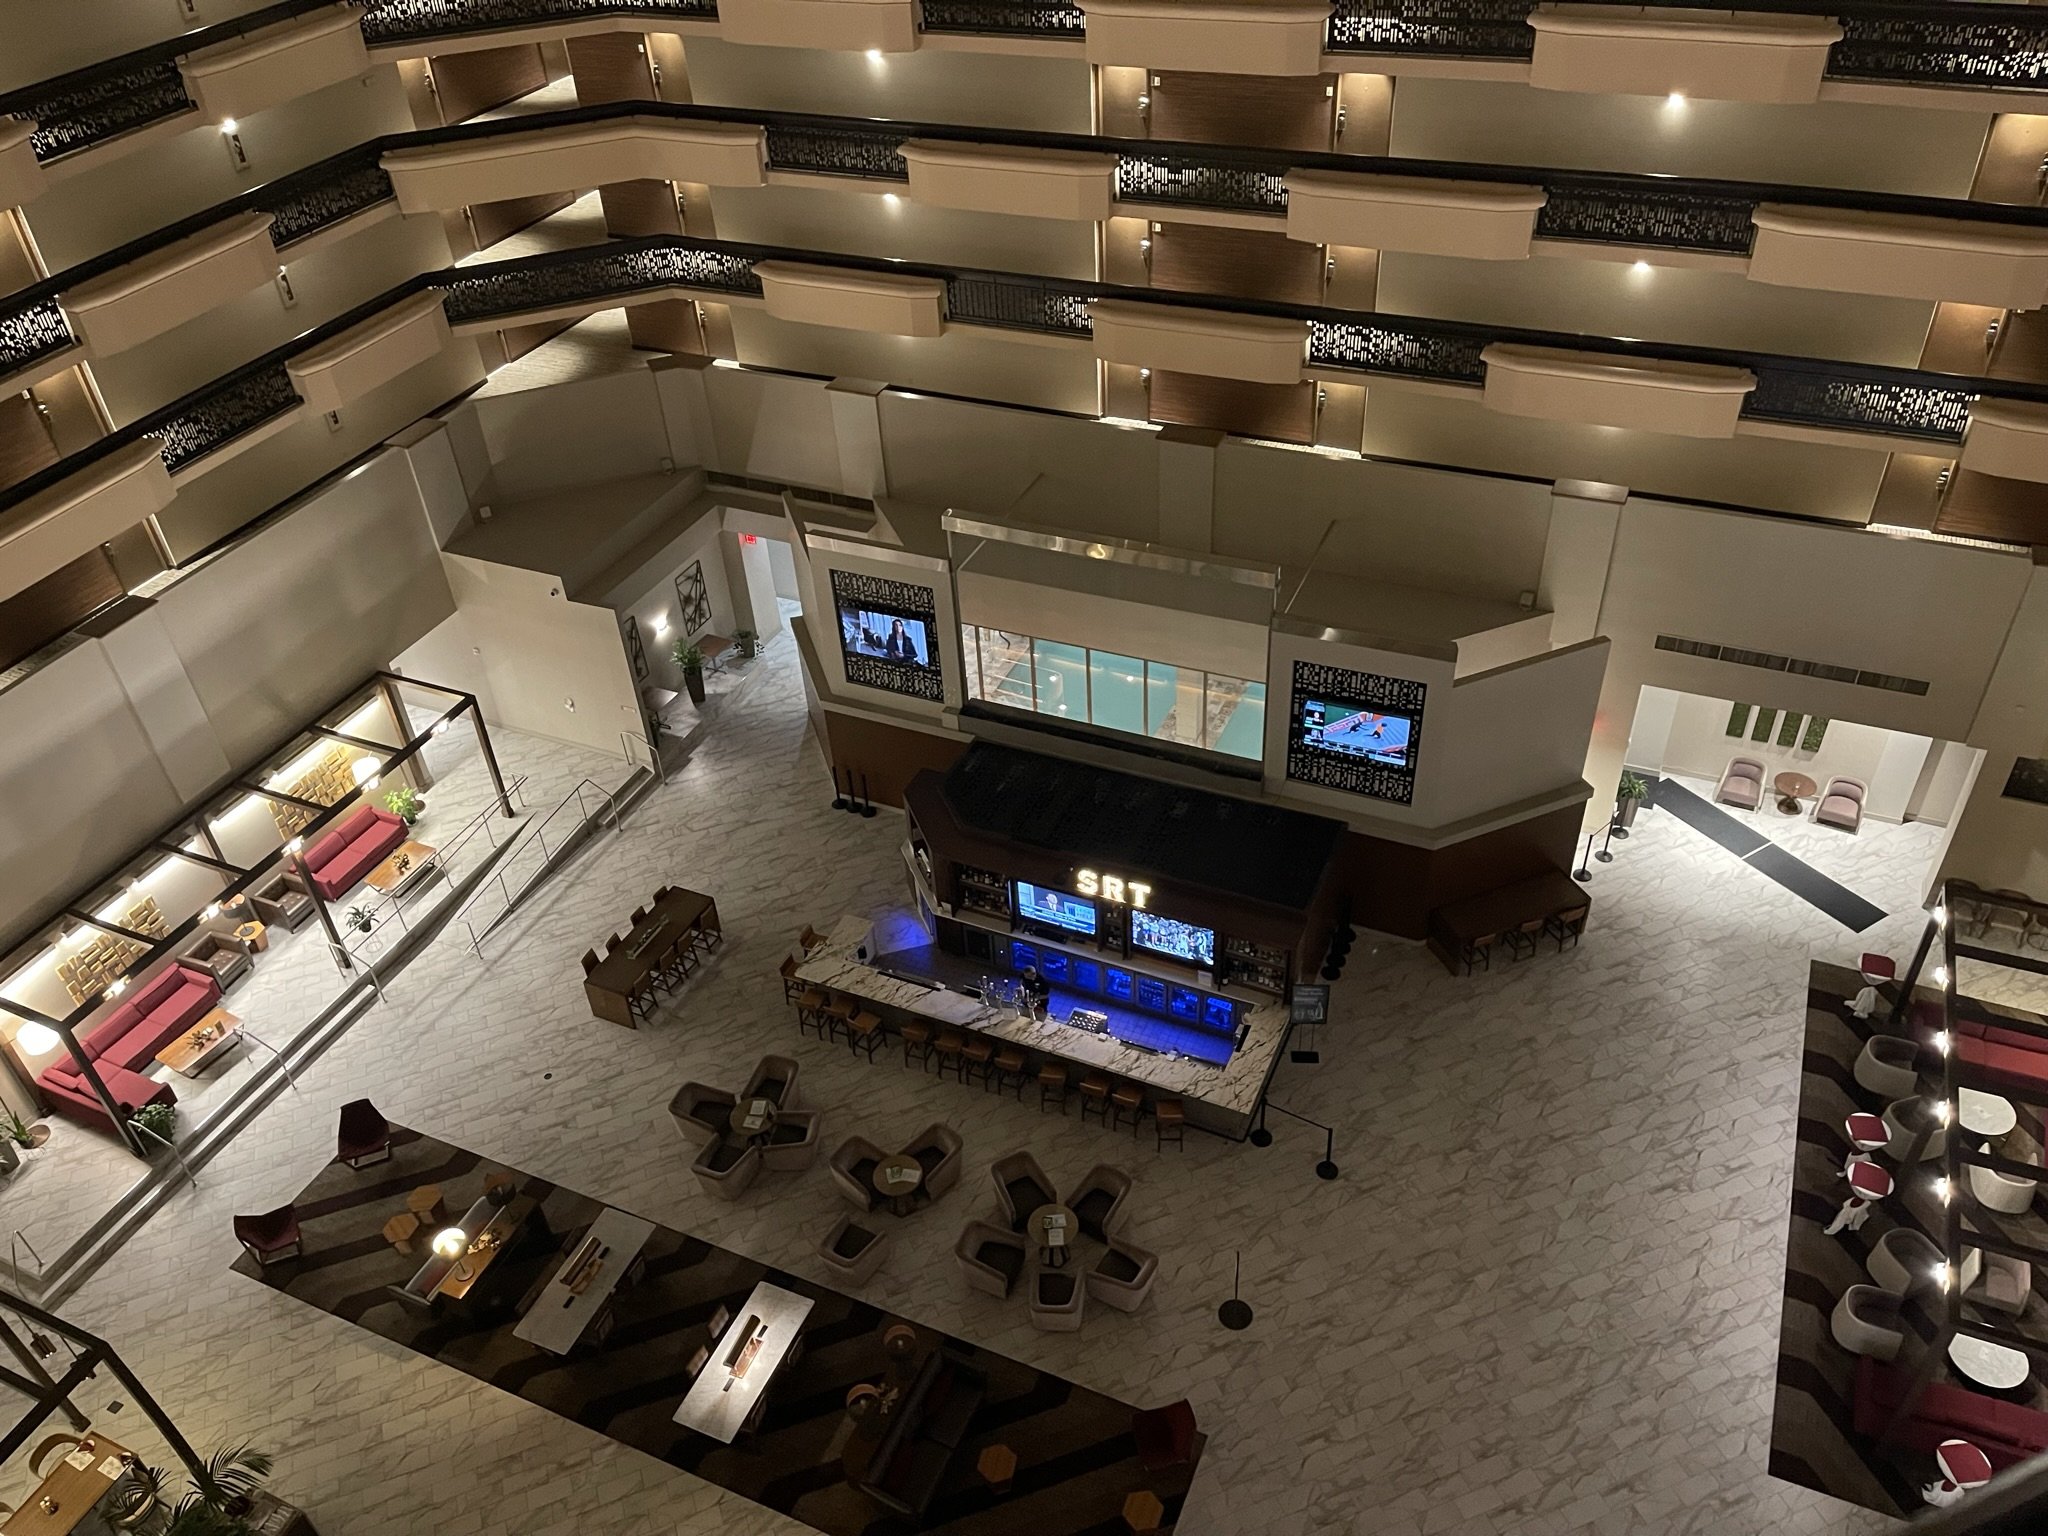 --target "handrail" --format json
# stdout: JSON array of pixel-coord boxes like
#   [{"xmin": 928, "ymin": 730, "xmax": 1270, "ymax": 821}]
[
  {"xmin": 456, "ymin": 774, "xmax": 626, "ymax": 953},
  {"xmin": 343, "ymin": 770, "xmax": 528, "ymax": 954},
  {"xmin": 620, "ymin": 729, "xmax": 666, "ymax": 786},
  {"xmin": 8, "ymin": 0, "xmax": 2048, "ymax": 171}
]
